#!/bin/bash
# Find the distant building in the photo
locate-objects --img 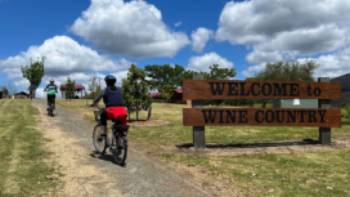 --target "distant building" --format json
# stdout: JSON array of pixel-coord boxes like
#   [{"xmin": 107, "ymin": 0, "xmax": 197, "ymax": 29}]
[
  {"xmin": 331, "ymin": 73, "xmax": 350, "ymax": 106},
  {"xmin": 170, "ymin": 87, "xmax": 184, "ymax": 103},
  {"xmin": 150, "ymin": 87, "xmax": 184, "ymax": 103},
  {"xmin": 14, "ymin": 91, "xmax": 30, "ymax": 99},
  {"xmin": 60, "ymin": 83, "xmax": 86, "ymax": 99}
]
